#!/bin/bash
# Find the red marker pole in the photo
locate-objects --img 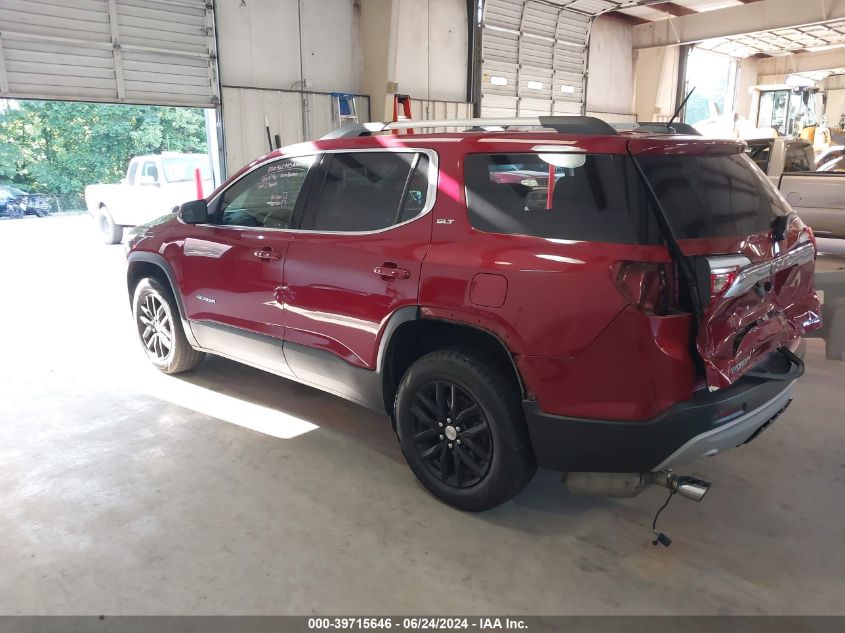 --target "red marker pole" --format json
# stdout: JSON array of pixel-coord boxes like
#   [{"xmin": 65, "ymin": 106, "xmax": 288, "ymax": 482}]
[
  {"xmin": 546, "ymin": 163, "xmax": 555, "ymax": 210},
  {"xmin": 194, "ymin": 167, "xmax": 203, "ymax": 199}
]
